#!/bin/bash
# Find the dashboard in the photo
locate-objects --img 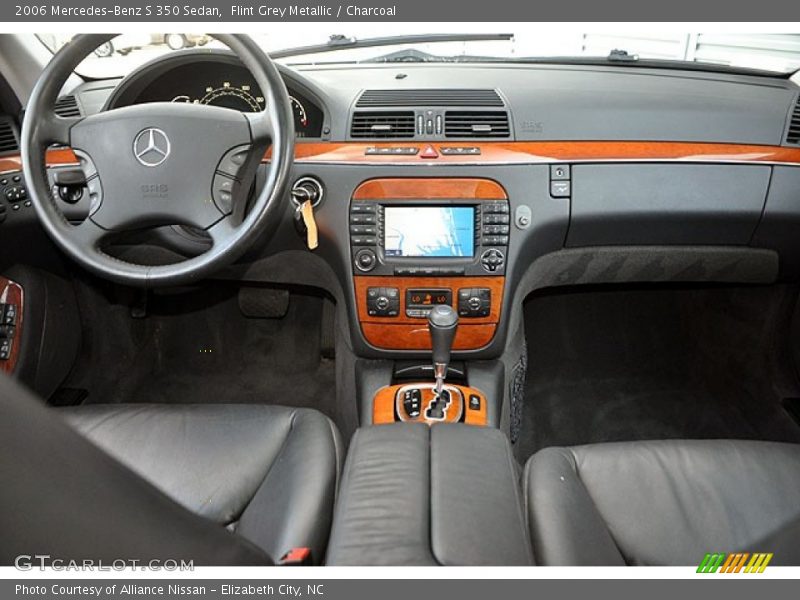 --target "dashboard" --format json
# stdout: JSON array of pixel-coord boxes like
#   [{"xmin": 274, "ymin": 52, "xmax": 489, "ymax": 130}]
[
  {"xmin": 106, "ymin": 53, "xmax": 325, "ymax": 138},
  {"xmin": 6, "ymin": 54, "xmax": 800, "ymax": 361}
]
